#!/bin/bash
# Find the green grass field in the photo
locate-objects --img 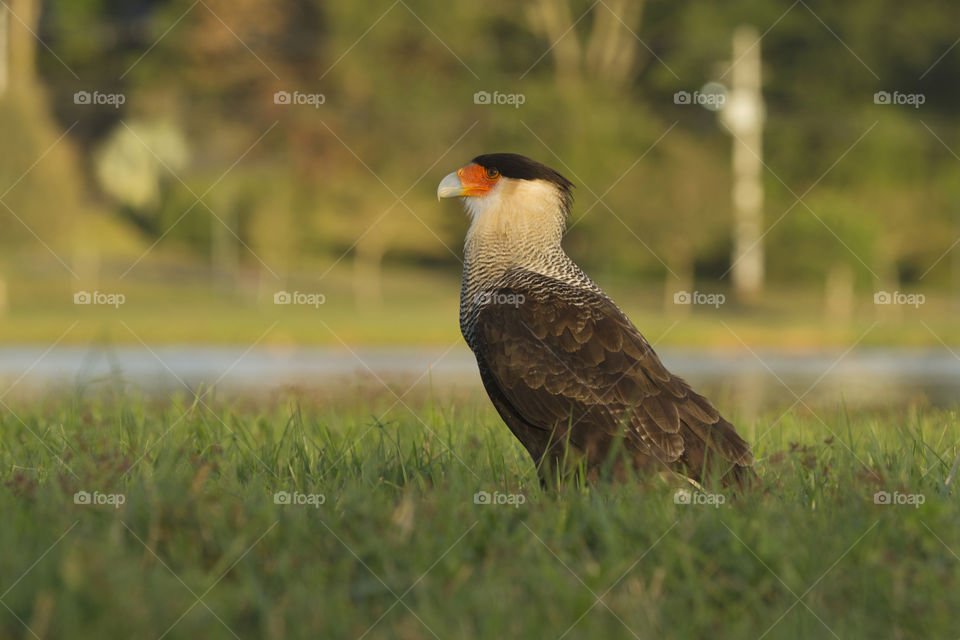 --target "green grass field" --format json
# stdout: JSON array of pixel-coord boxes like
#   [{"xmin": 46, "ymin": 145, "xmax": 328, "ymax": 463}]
[
  {"xmin": 2, "ymin": 389, "xmax": 959, "ymax": 639},
  {"xmin": 3, "ymin": 265, "xmax": 959, "ymax": 348}
]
